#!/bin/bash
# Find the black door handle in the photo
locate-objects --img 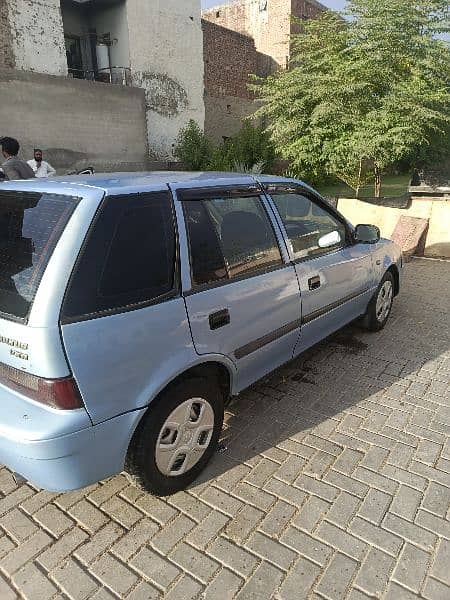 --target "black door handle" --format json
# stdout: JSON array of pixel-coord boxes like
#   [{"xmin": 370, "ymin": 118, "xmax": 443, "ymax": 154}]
[
  {"xmin": 308, "ymin": 275, "xmax": 321, "ymax": 290},
  {"xmin": 209, "ymin": 309, "xmax": 230, "ymax": 330}
]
